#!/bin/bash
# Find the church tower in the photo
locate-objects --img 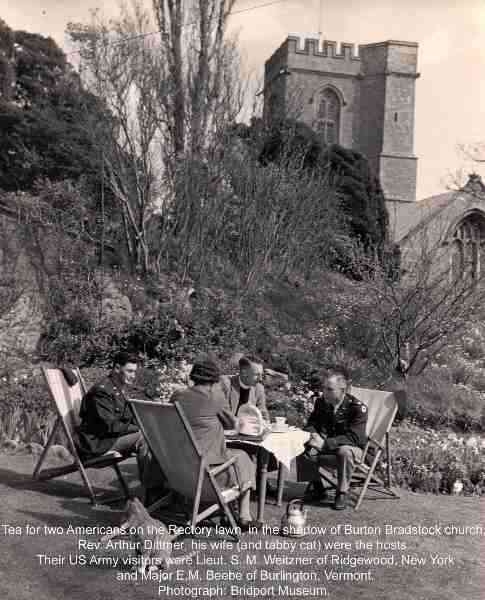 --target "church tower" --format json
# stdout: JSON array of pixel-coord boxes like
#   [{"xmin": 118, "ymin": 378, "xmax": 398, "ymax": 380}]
[{"xmin": 263, "ymin": 36, "xmax": 420, "ymax": 203}]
